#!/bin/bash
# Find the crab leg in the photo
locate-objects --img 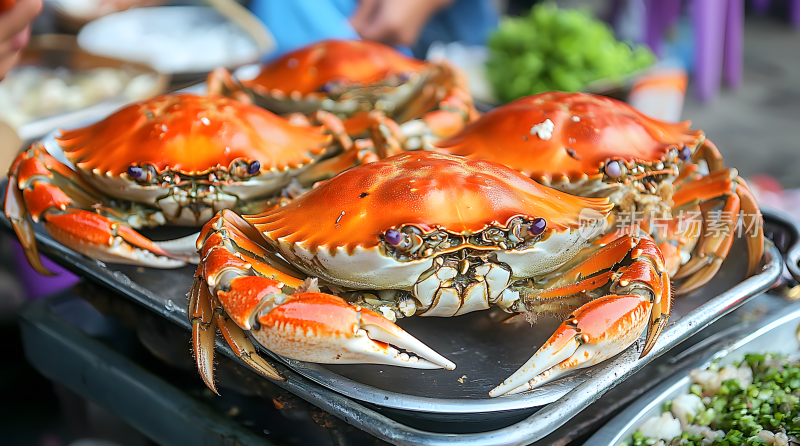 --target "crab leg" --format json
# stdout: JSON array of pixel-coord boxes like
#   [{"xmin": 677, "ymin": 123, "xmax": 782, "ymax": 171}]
[
  {"xmin": 673, "ymin": 163, "xmax": 701, "ymax": 189},
  {"xmin": 188, "ymin": 272, "xmax": 220, "ymax": 393},
  {"xmin": 490, "ymin": 235, "xmax": 670, "ymax": 397},
  {"xmin": 291, "ymin": 110, "xmax": 411, "ymax": 185},
  {"xmin": 736, "ymin": 177, "xmax": 764, "ymax": 276},
  {"xmin": 295, "ymin": 139, "xmax": 380, "ymax": 184},
  {"xmin": 692, "ymin": 139, "xmax": 725, "ymax": 172},
  {"xmin": 670, "ymin": 168, "xmax": 763, "ymax": 293},
  {"xmin": 150, "ymin": 233, "xmax": 203, "ymax": 264},
  {"xmin": 295, "ymin": 111, "xmax": 406, "ymax": 184},
  {"xmin": 189, "ymin": 269, "xmax": 284, "ymax": 394},
  {"xmin": 339, "ymin": 110, "xmax": 406, "ymax": 152},
  {"xmin": 294, "ymin": 70, "xmax": 477, "ymax": 183},
  {"xmin": 296, "ymin": 97, "xmax": 472, "ymax": 185},
  {"xmin": 190, "ymin": 210, "xmax": 454, "ymax": 391},
  {"xmin": 5, "ymin": 169, "xmax": 49, "ymax": 275},
  {"xmin": 206, "ymin": 67, "xmax": 253, "ymax": 105},
  {"xmin": 394, "ymin": 60, "xmax": 479, "ymax": 128},
  {"xmin": 5, "ymin": 146, "xmax": 187, "ymax": 272}
]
